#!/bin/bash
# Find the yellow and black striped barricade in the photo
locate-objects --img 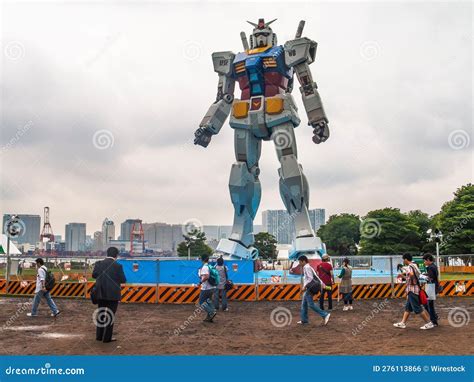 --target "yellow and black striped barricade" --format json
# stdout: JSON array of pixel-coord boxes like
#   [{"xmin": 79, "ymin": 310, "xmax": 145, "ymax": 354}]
[
  {"xmin": 0, "ymin": 279, "xmax": 6, "ymax": 294},
  {"xmin": 120, "ymin": 285, "xmax": 157, "ymax": 303},
  {"xmin": 258, "ymin": 284, "xmax": 301, "ymax": 301},
  {"xmin": 5, "ymin": 280, "xmax": 36, "ymax": 296},
  {"xmin": 227, "ymin": 284, "xmax": 256, "ymax": 301},
  {"xmin": 158, "ymin": 285, "xmax": 200, "ymax": 304}
]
